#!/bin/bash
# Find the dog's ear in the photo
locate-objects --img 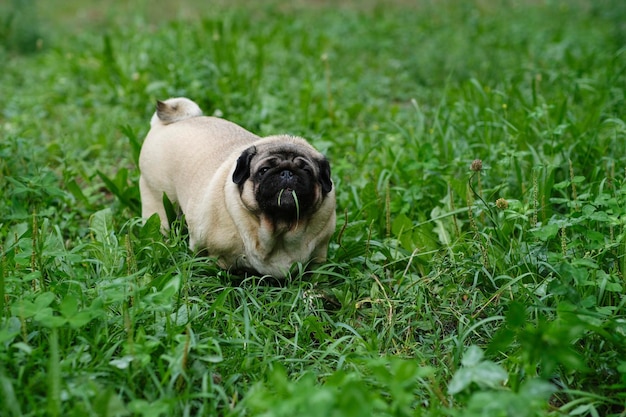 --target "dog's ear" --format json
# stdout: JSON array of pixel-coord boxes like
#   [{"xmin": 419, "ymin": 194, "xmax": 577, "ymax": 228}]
[
  {"xmin": 318, "ymin": 158, "xmax": 333, "ymax": 194},
  {"xmin": 233, "ymin": 146, "xmax": 257, "ymax": 185}
]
